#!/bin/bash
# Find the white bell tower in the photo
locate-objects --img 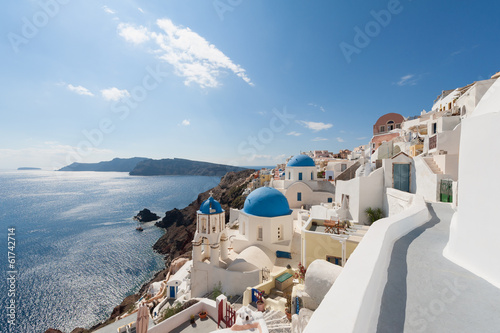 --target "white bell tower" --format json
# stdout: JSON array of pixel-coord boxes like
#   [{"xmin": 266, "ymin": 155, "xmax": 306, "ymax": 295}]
[{"xmin": 192, "ymin": 192, "xmax": 228, "ymax": 266}]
